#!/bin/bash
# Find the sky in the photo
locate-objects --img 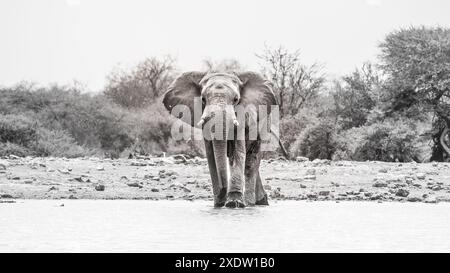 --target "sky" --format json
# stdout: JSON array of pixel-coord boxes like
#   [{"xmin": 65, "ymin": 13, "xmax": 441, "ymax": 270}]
[{"xmin": 1, "ymin": 0, "xmax": 449, "ymax": 92}]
